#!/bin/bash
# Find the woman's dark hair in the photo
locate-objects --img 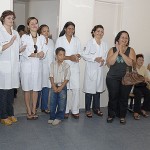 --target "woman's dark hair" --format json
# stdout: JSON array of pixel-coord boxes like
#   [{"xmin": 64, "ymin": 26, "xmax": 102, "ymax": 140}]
[
  {"xmin": 136, "ymin": 54, "xmax": 144, "ymax": 60},
  {"xmin": 26, "ymin": 17, "xmax": 38, "ymax": 34},
  {"xmin": 0, "ymin": 10, "xmax": 16, "ymax": 24},
  {"xmin": 38, "ymin": 24, "xmax": 49, "ymax": 35},
  {"xmin": 114, "ymin": 31, "xmax": 130, "ymax": 46},
  {"xmin": 59, "ymin": 21, "xmax": 75, "ymax": 37},
  {"xmin": 55, "ymin": 47, "xmax": 66, "ymax": 55},
  {"xmin": 17, "ymin": 25, "xmax": 25, "ymax": 32},
  {"xmin": 91, "ymin": 25, "xmax": 104, "ymax": 38}
]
